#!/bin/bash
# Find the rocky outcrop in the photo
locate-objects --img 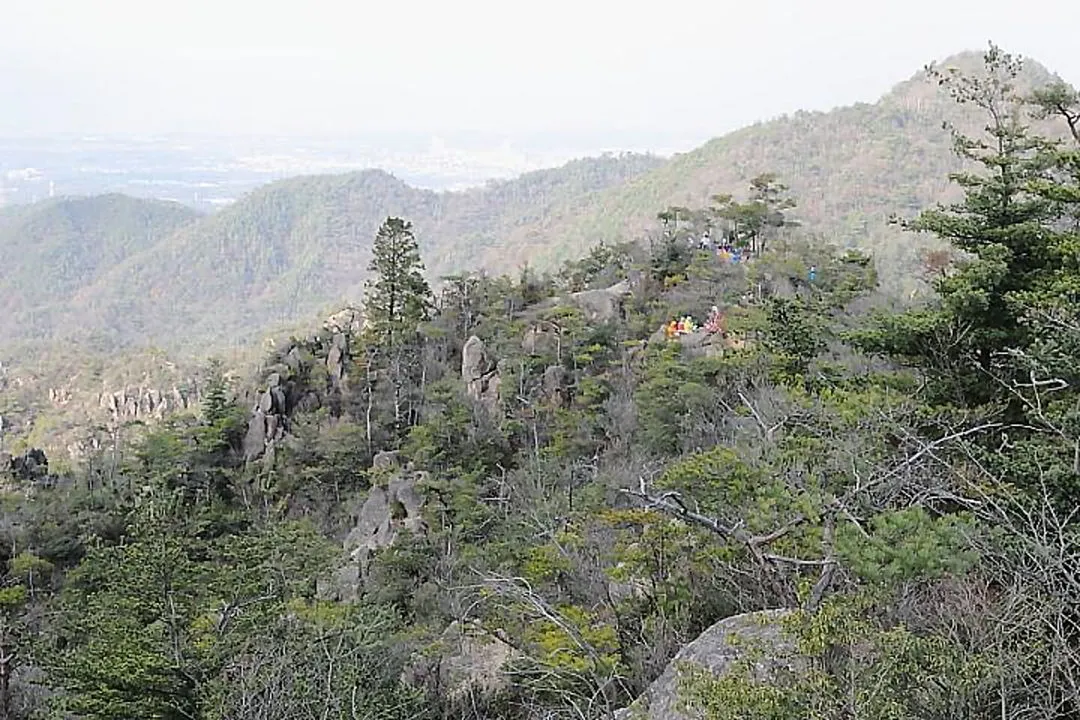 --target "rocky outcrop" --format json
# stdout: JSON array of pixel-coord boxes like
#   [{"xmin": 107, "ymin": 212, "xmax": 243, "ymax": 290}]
[
  {"xmin": 522, "ymin": 324, "xmax": 561, "ymax": 357},
  {"xmin": 3, "ymin": 448, "xmax": 49, "ymax": 483},
  {"xmin": 323, "ymin": 305, "xmax": 365, "ymax": 336},
  {"xmin": 243, "ymin": 306, "xmax": 362, "ymax": 462},
  {"xmin": 243, "ymin": 372, "xmax": 289, "ymax": 462},
  {"xmin": 403, "ymin": 619, "xmax": 518, "ymax": 702},
  {"xmin": 325, "ymin": 332, "xmax": 349, "ymax": 388},
  {"xmin": 616, "ymin": 609, "xmax": 800, "ymax": 720},
  {"xmin": 568, "ymin": 279, "xmax": 632, "ymax": 323},
  {"xmin": 323, "ymin": 451, "xmax": 429, "ymax": 601},
  {"xmin": 541, "ymin": 365, "xmax": 568, "ymax": 408},
  {"xmin": 97, "ymin": 384, "xmax": 200, "ymax": 423},
  {"xmin": 647, "ymin": 328, "xmax": 750, "ymax": 359},
  {"xmin": 462, "ymin": 336, "xmax": 502, "ymax": 412}
]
